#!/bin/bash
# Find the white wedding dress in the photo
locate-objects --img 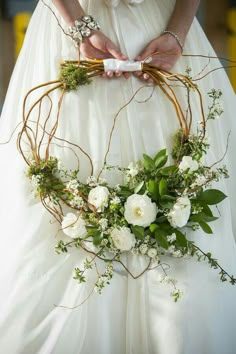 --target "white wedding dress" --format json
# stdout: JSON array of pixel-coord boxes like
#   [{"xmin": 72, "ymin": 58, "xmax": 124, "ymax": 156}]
[{"xmin": 1, "ymin": 0, "xmax": 236, "ymax": 353}]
